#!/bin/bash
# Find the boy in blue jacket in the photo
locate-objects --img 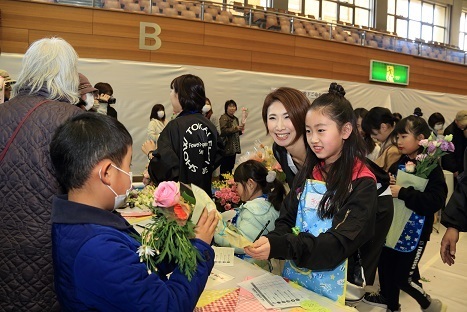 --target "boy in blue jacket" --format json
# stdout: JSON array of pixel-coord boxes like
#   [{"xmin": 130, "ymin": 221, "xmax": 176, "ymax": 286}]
[{"xmin": 49, "ymin": 113, "xmax": 218, "ymax": 311}]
